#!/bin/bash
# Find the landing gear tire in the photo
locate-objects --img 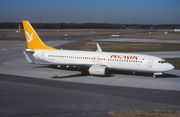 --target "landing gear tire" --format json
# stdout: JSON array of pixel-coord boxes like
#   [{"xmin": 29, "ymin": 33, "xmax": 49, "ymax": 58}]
[{"xmin": 152, "ymin": 75, "xmax": 157, "ymax": 79}]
